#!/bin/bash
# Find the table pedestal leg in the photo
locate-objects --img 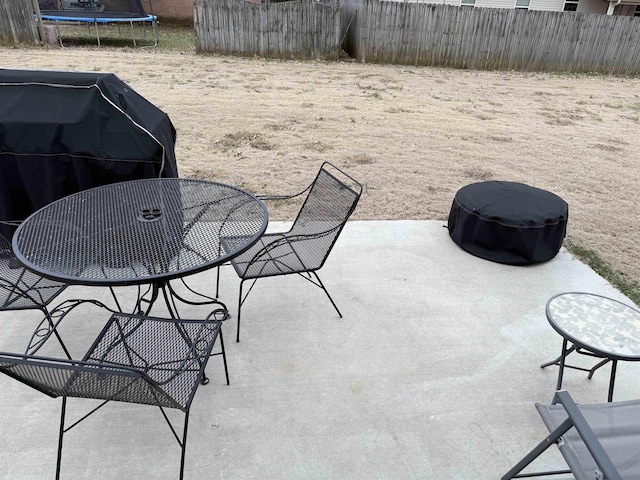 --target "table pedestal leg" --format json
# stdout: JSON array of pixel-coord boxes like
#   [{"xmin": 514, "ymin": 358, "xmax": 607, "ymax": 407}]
[{"xmin": 135, "ymin": 283, "xmax": 160, "ymax": 316}]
